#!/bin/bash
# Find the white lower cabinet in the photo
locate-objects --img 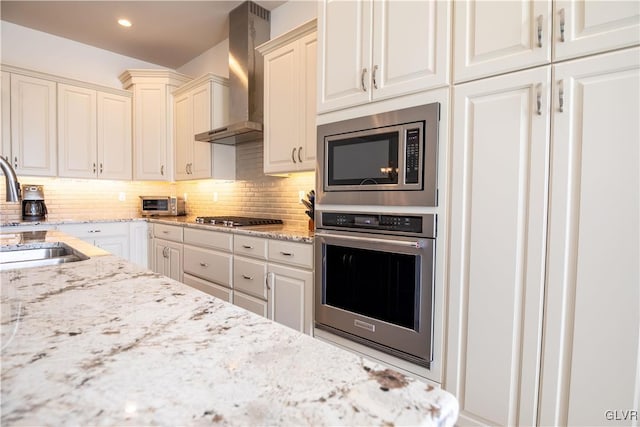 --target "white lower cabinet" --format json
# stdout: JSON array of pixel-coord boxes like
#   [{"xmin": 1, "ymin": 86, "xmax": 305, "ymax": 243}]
[
  {"xmin": 58, "ymin": 222, "xmax": 131, "ymax": 260},
  {"xmin": 152, "ymin": 223, "xmax": 183, "ymax": 282},
  {"xmin": 447, "ymin": 47, "xmax": 639, "ymax": 426},
  {"xmin": 232, "ymin": 234, "xmax": 314, "ymax": 334},
  {"xmin": 182, "ymin": 227, "xmax": 233, "ymax": 300},
  {"xmin": 128, "ymin": 221, "xmax": 149, "ymax": 268},
  {"xmin": 267, "ymin": 263, "xmax": 313, "ymax": 335}
]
